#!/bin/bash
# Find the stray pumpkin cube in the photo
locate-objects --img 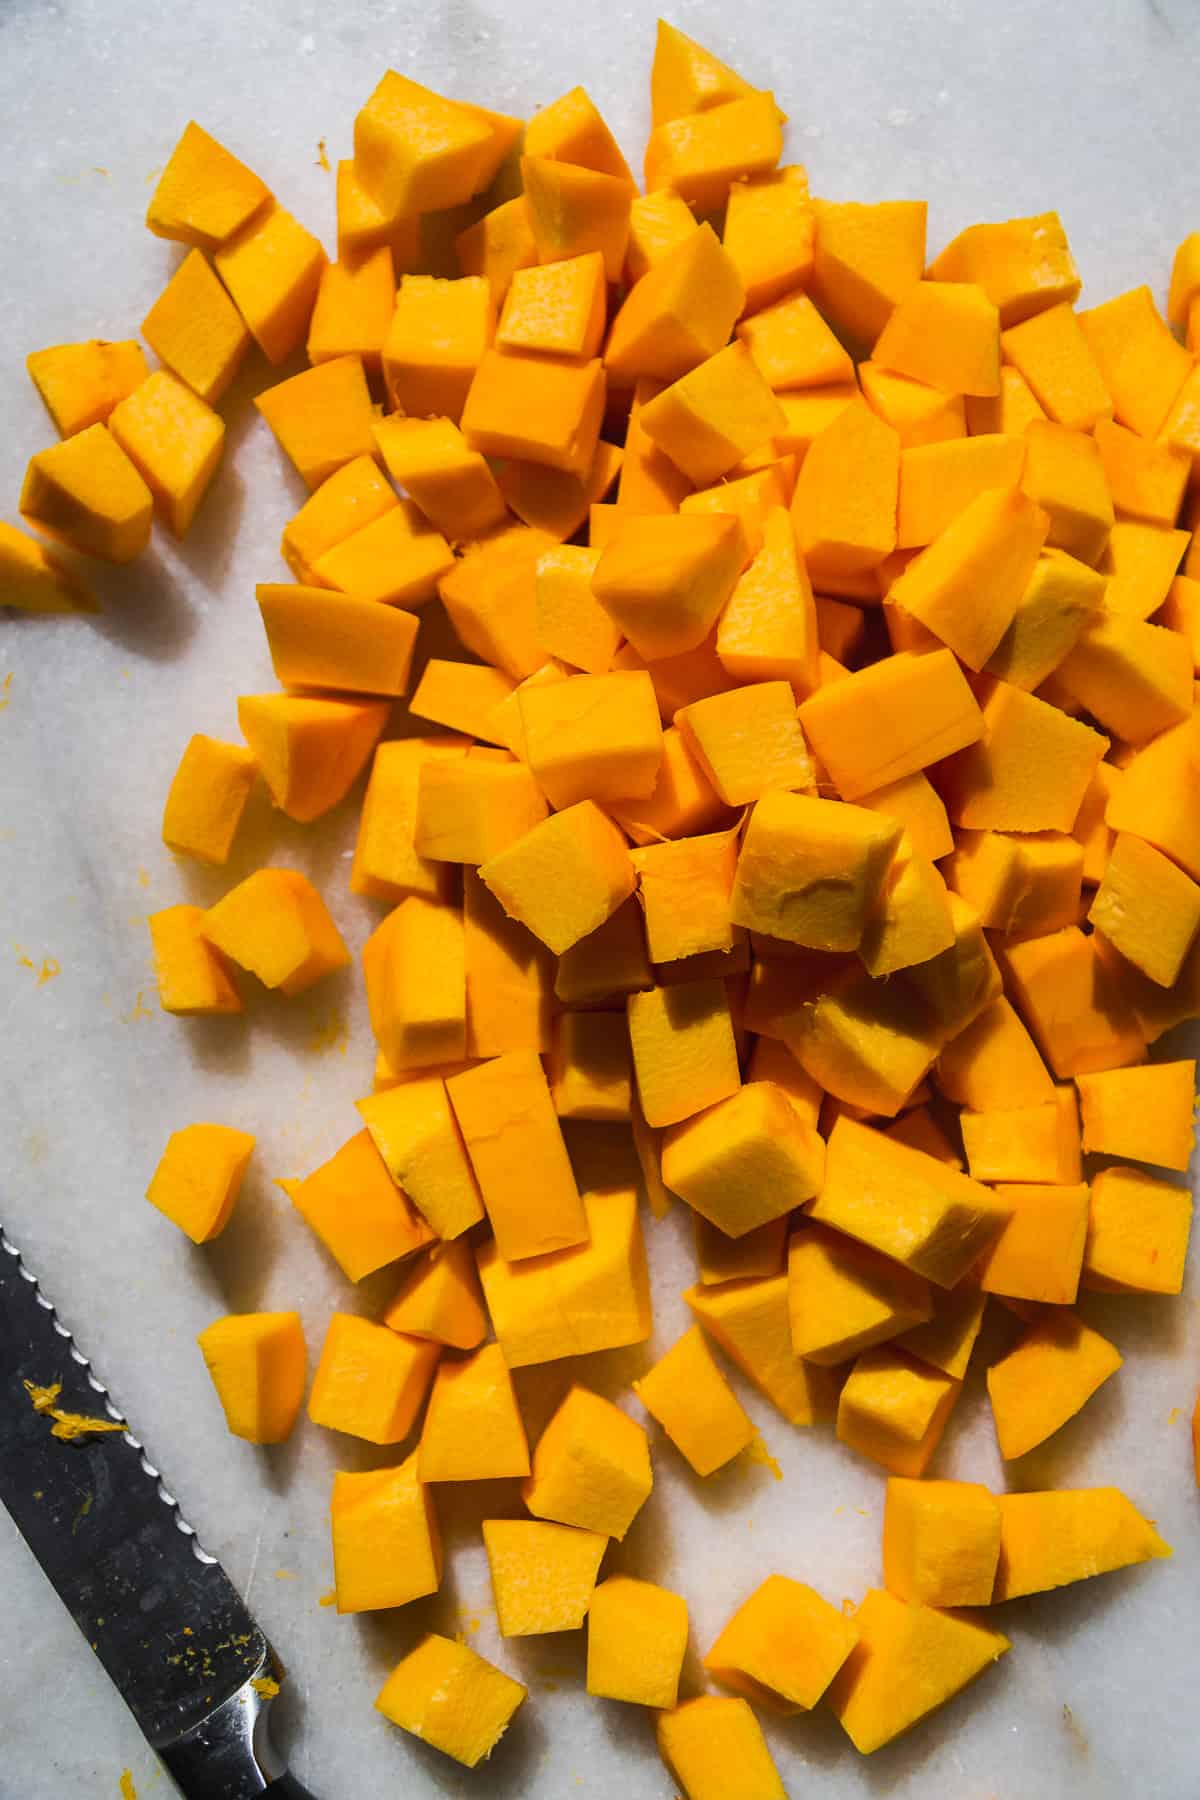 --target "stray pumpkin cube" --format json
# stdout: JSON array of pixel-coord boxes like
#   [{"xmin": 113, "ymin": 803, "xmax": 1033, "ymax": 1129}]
[
  {"xmin": 281, "ymin": 454, "xmax": 398, "ymax": 585},
  {"xmin": 463, "ymin": 867, "xmax": 555, "ymax": 1059},
  {"xmin": 146, "ymin": 1122, "xmax": 254, "ymax": 1243},
  {"xmin": 638, "ymin": 341, "xmax": 786, "ymax": 487},
  {"xmin": 992, "ymin": 1487, "xmax": 1172, "ymax": 1602},
  {"xmin": 146, "ymin": 120, "xmax": 270, "ymax": 250},
  {"xmin": 704, "ymin": 1574, "xmax": 859, "ymax": 1714},
  {"xmin": 928, "ymin": 210, "xmax": 1080, "ymax": 326},
  {"xmin": 105, "ymin": 369, "xmax": 224, "ymax": 538},
  {"xmin": 237, "ymin": 694, "xmax": 388, "ymax": 822},
  {"xmin": 308, "ymin": 1312, "xmax": 440, "ymax": 1445},
  {"xmin": 1056, "ymin": 614, "xmax": 1192, "ymax": 746},
  {"xmin": 588, "ymin": 1576, "xmax": 688, "ymax": 1708},
  {"xmin": 375, "ymin": 1634, "xmax": 526, "ymax": 1769},
  {"xmin": 447, "ymin": 1050, "xmax": 587, "ymax": 1260},
  {"xmin": 383, "ymin": 273, "xmax": 495, "ymax": 422},
  {"xmin": 520, "ymin": 670, "xmax": 663, "ymax": 808},
  {"xmin": 463, "ymin": 348, "xmax": 605, "ymax": 477},
  {"xmin": 650, "ymin": 20, "xmax": 755, "ymax": 123},
  {"xmin": 1082, "ymin": 1164, "xmax": 1193, "ymax": 1295},
  {"xmin": 477, "ymin": 1186, "xmax": 651, "ymax": 1367},
  {"xmin": 257, "ymin": 583, "xmax": 419, "ymax": 700},
  {"xmin": 787, "ymin": 1224, "xmax": 932, "ymax": 1365},
  {"xmin": 731, "ymin": 790, "xmax": 901, "ymax": 950},
  {"xmin": 837, "ymin": 1345, "xmax": 960, "ymax": 1476},
  {"xmin": 812, "ymin": 1117, "xmax": 1009, "ymax": 1287},
  {"xmin": 21, "ymin": 423, "xmax": 153, "ymax": 564},
  {"xmin": 940, "ymin": 676, "xmax": 1108, "ymax": 833},
  {"xmin": 662, "ymin": 1081, "xmax": 824, "ymax": 1237},
  {"xmin": 290, "ymin": 1127, "xmax": 433, "ymax": 1281},
  {"xmin": 373, "ymin": 416, "xmax": 506, "ymax": 544},
  {"xmin": 687, "ymin": 1273, "xmax": 838, "ymax": 1426},
  {"xmin": 798, "ymin": 649, "xmax": 983, "ymax": 800},
  {"xmin": 351, "ymin": 738, "xmax": 468, "ymax": 906},
  {"xmin": 631, "ymin": 830, "xmax": 737, "ymax": 963},
  {"xmin": 985, "ymin": 547, "xmax": 1105, "ymax": 691},
  {"xmin": 634, "ymin": 1324, "xmax": 755, "ymax": 1476},
  {"xmin": 895, "ymin": 1282, "xmax": 986, "ymax": 1382},
  {"xmin": 1076, "ymin": 1062, "xmax": 1196, "ymax": 1173},
  {"xmin": 625, "ymin": 190, "xmax": 699, "ymax": 284},
  {"xmin": 456, "ymin": 194, "xmax": 537, "ymax": 304},
  {"xmin": 356, "ymin": 1078, "xmax": 484, "ymax": 1241},
  {"xmin": 523, "ymin": 1385, "xmax": 652, "ymax": 1539},
  {"xmin": 724, "ymin": 166, "xmax": 814, "ymax": 315},
  {"xmin": 628, "ymin": 979, "xmax": 741, "ymax": 1128},
  {"xmin": 534, "ymin": 544, "xmax": 621, "ymax": 675},
  {"xmin": 522, "ymin": 155, "xmax": 633, "ymax": 282},
  {"xmin": 975, "ymin": 1183, "xmax": 1090, "ymax": 1304},
  {"xmin": 1080, "ymin": 284, "xmax": 1192, "ymax": 439},
  {"xmin": 676, "ymin": 682, "xmax": 812, "ymax": 807},
  {"xmin": 987, "ymin": 1310, "xmax": 1121, "ymax": 1459},
  {"xmin": 659, "ymin": 1696, "xmax": 786, "ymax": 1800},
  {"xmin": 960, "ymin": 1101, "xmax": 1079, "ymax": 1186},
  {"xmin": 363, "ymin": 894, "xmax": 466, "ymax": 1070},
  {"xmin": 214, "ymin": 204, "xmax": 326, "ymax": 365},
  {"xmin": 645, "ymin": 90, "xmax": 785, "ymax": 215},
  {"xmin": 162, "ymin": 735, "xmax": 255, "ymax": 866},
  {"xmin": 307, "ymin": 248, "xmax": 396, "ymax": 371},
  {"xmin": 335, "ymin": 158, "xmax": 421, "ymax": 265},
  {"xmin": 896, "ymin": 434, "xmax": 1026, "ymax": 549},
  {"xmin": 383, "ymin": 1241, "xmax": 487, "ymax": 1351},
  {"xmin": 1088, "ymin": 832, "xmax": 1200, "ymax": 987},
  {"xmin": 142, "ymin": 249, "xmax": 250, "ymax": 407},
  {"xmin": 888, "ymin": 487, "xmax": 1048, "ymax": 670},
  {"xmin": 859, "ymin": 834, "xmax": 955, "ymax": 978},
  {"xmin": 593, "ymin": 512, "xmax": 745, "ymax": 660},
  {"xmin": 999, "ymin": 926, "xmax": 1146, "ymax": 1078},
  {"xmin": 331, "ymin": 1450, "xmax": 441, "ymax": 1613},
  {"xmin": 1000, "ymin": 301, "xmax": 1111, "ymax": 433},
  {"xmin": 354, "ymin": 71, "xmax": 514, "ymax": 215},
  {"xmin": 883, "ymin": 1477, "xmax": 1002, "ymax": 1608},
  {"xmin": 549, "ymin": 1011, "xmax": 633, "ymax": 1121},
  {"xmin": 483, "ymin": 1518, "xmax": 607, "ymax": 1636},
  {"xmin": 716, "ymin": 506, "xmax": 820, "ymax": 691},
  {"xmin": 197, "ymin": 1312, "xmax": 305, "ymax": 1445},
  {"xmin": 148, "ymin": 905, "xmax": 242, "ymax": 1016},
  {"xmin": 0, "ymin": 519, "xmax": 96, "ymax": 613},
  {"xmin": 418, "ymin": 1341, "xmax": 531, "ymax": 1481},
  {"xmin": 809, "ymin": 198, "xmax": 927, "ymax": 345},
  {"xmin": 607, "ymin": 224, "xmax": 746, "ymax": 383},
  {"xmin": 826, "ymin": 1589, "xmax": 1009, "ymax": 1755},
  {"xmin": 415, "ymin": 755, "xmax": 549, "ymax": 865},
  {"xmin": 481, "ymin": 801, "xmax": 636, "ymax": 956},
  {"xmin": 783, "ymin": 966, "xmax": 943, "ymax": 1118},
  {"xmin": 874, "ymin": 280, "xmax": 1001, "ymax": 396},
  {"xmin": 791, "ymin": 397, "xmax": 899, "ymax": 587},
  {"xmin": 254, "ymin": 355, "xmax": 374, "ymax": 492},
  {"xmin": 201, "ymin": 868, "xmax": 349, "ymax": 995},
  {"xmin": 497, "ymin": 251, "xmax": 606, "ymax": 359},
  {"xmin": 26, "ymin": 338, "xmax": 150, "ymax": 439}
]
